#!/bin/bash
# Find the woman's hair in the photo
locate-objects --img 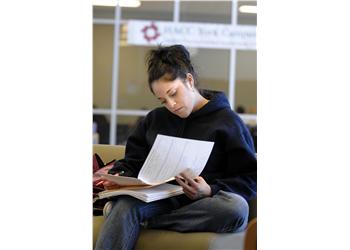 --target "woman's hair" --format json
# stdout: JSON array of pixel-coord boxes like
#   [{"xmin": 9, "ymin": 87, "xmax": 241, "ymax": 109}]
[{"xmin": 146, "ymin": 44, "xmax": 199, "ymax": 93}]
